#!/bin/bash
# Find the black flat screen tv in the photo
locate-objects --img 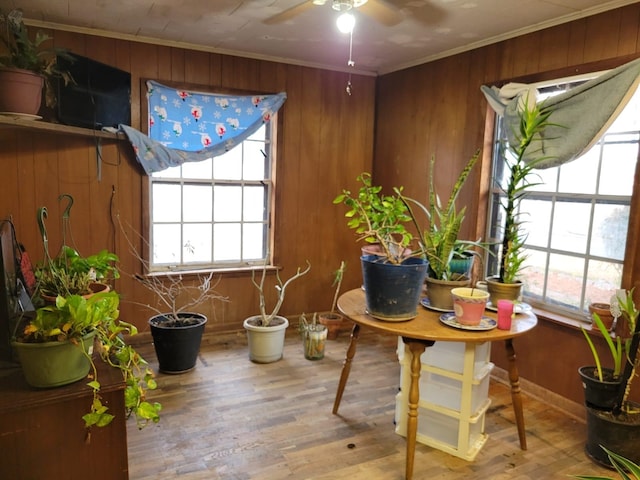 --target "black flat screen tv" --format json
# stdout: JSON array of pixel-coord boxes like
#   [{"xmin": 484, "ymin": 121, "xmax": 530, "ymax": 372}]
[{"xmin": 56, "ymin": 53, "xmax": 131, "ymax": 129}]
